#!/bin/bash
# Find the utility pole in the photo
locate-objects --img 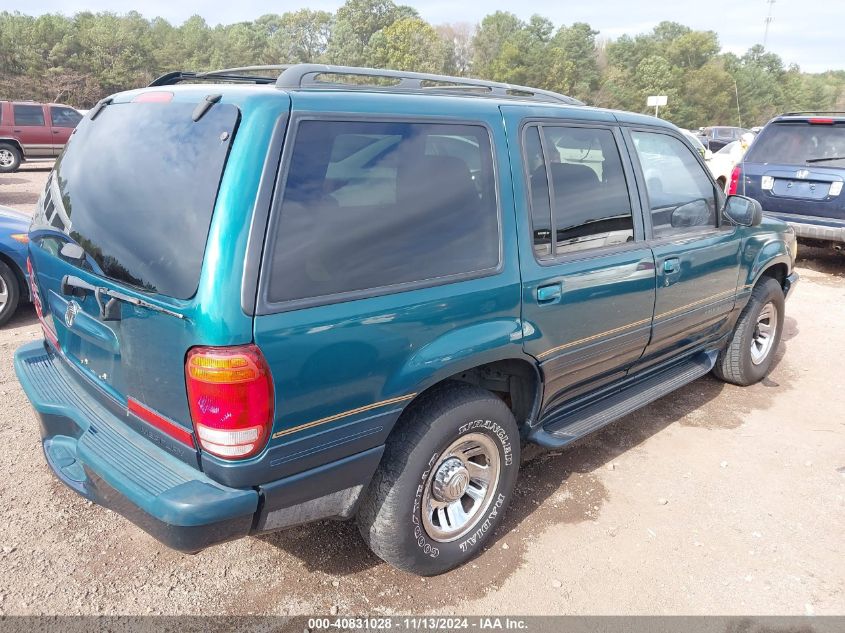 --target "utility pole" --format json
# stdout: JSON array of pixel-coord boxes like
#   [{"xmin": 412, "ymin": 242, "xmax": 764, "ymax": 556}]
[{"xmin": 763, "ymin": 0, "xmax": 776, "ymax": 49}]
